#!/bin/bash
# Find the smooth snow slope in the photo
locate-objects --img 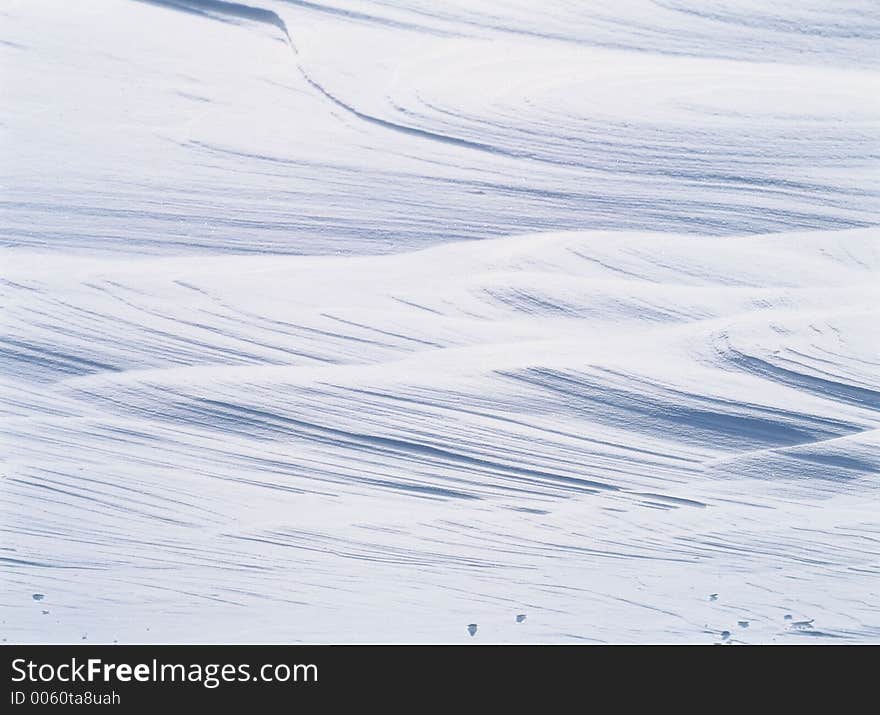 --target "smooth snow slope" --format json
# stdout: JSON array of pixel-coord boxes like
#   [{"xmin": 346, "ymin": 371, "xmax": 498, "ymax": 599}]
[{"xmin": 1, "ymin": 0, "xmax": 879, "ymax": 643}]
